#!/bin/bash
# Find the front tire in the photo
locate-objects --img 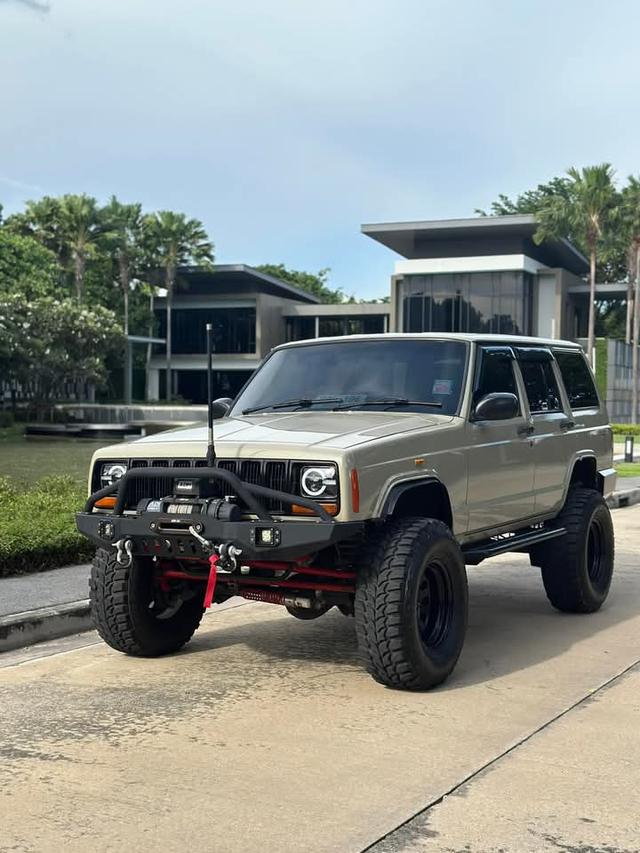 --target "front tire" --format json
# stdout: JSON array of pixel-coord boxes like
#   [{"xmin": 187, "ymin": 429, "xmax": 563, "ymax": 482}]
[
  {"xmin": 355, "ymin": 518, "xmax": 468, "ymax": 690},
  {"xmin": 90, "ymin": 549, "xmax": 204, "ymax": 656},
  {"xmin": 532, "ymin": 487, "xmax": 615, "ymax": 613}
]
